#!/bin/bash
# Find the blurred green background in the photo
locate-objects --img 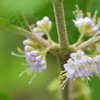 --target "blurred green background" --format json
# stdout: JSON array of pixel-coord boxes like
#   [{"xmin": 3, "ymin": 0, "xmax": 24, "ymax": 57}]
[{"xmin": 0, "ymin": 0, "xmax": 100, "ymax": 100}]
